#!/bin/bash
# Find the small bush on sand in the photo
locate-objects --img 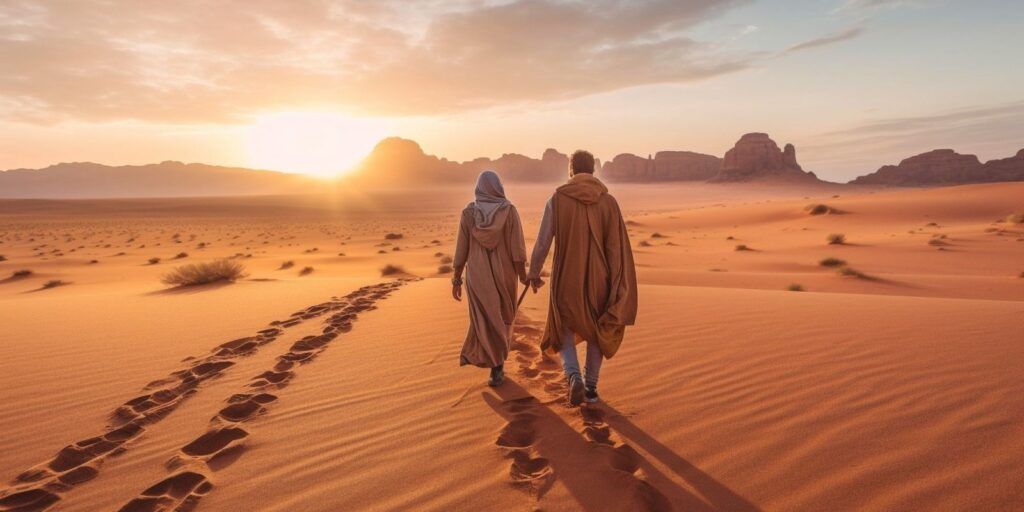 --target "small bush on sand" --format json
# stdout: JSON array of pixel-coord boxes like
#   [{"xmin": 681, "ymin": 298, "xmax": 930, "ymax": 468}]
[
  {"xmin": 1005, "ymin": 213, "xmax": 1023, "ymax": 224},
  {"xmin": 384, "ymin": 233, "xmax": 404, "ymax": 240},
  {"xmin": 819, "ymin": 257, "xmax": 847, "ymax": 267},
  {"xmin": 12, "ymin": 269, "xmax": 32, "ymax": 278},
  {"xmin": 438, "ymin": 264, "xmax": 453, "ymax": 274},
  {"xmin": 787, "ymin": 284, "xmax": 804, "ymax": 292},
  {"xmin": 440, "ymin": 255, "xmax": 453, "ymax": 264},
  {"xmin": 0, "ymin": 255, "xmax": 6, "ymax": 261},
  {"xmin": 279, "ymin": 260, "xmax": 294, "ymax": 270},
  {"xmin": 650, "ymin": 232, "xmax": 666, "ymax": 238},
  {"xmin": 827, "ymin": 233, "xmax": 846, "ymax": 245},
  {"xmin": 928, "ymin": 238, "xmax": 949, "ymax": 246},
  {"xmin": 148, "ymin": 257, "xmax": 161, "ymax": 265},
  {"xmin": 638, "ymin": 240, "xmax": 652, "ymax": 247},
  {"xmin": 42, "ymin": 280, "xmax": 67, "ymax": 289},
  {"xmin": 161, "ymin": 260, "xmax": 247, "ymax": 287},
  {"xmin": 837, "ymin": 267, "xmax": 868, "ymax": 279},
  {"xmin": 734, "ymin": 244, "xmax": 751, "ymax": 251},
  {"xmin": 174, "ymin": 252, "xmax": 189, "ymax": 259},
  {"xmin": 299, "ymin": 266, "xmax": 314, "ymax": 276},
  {"xmin": 381, "ymin": 264, "xmax": 405, "ymax": 276},
  {"xmin": 89, "ymin": 259, "xmax": 99, "ymax": 264},
  {"xmin": 805, "ymin": 204, "xmax": 837, "ymax": 215}
]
